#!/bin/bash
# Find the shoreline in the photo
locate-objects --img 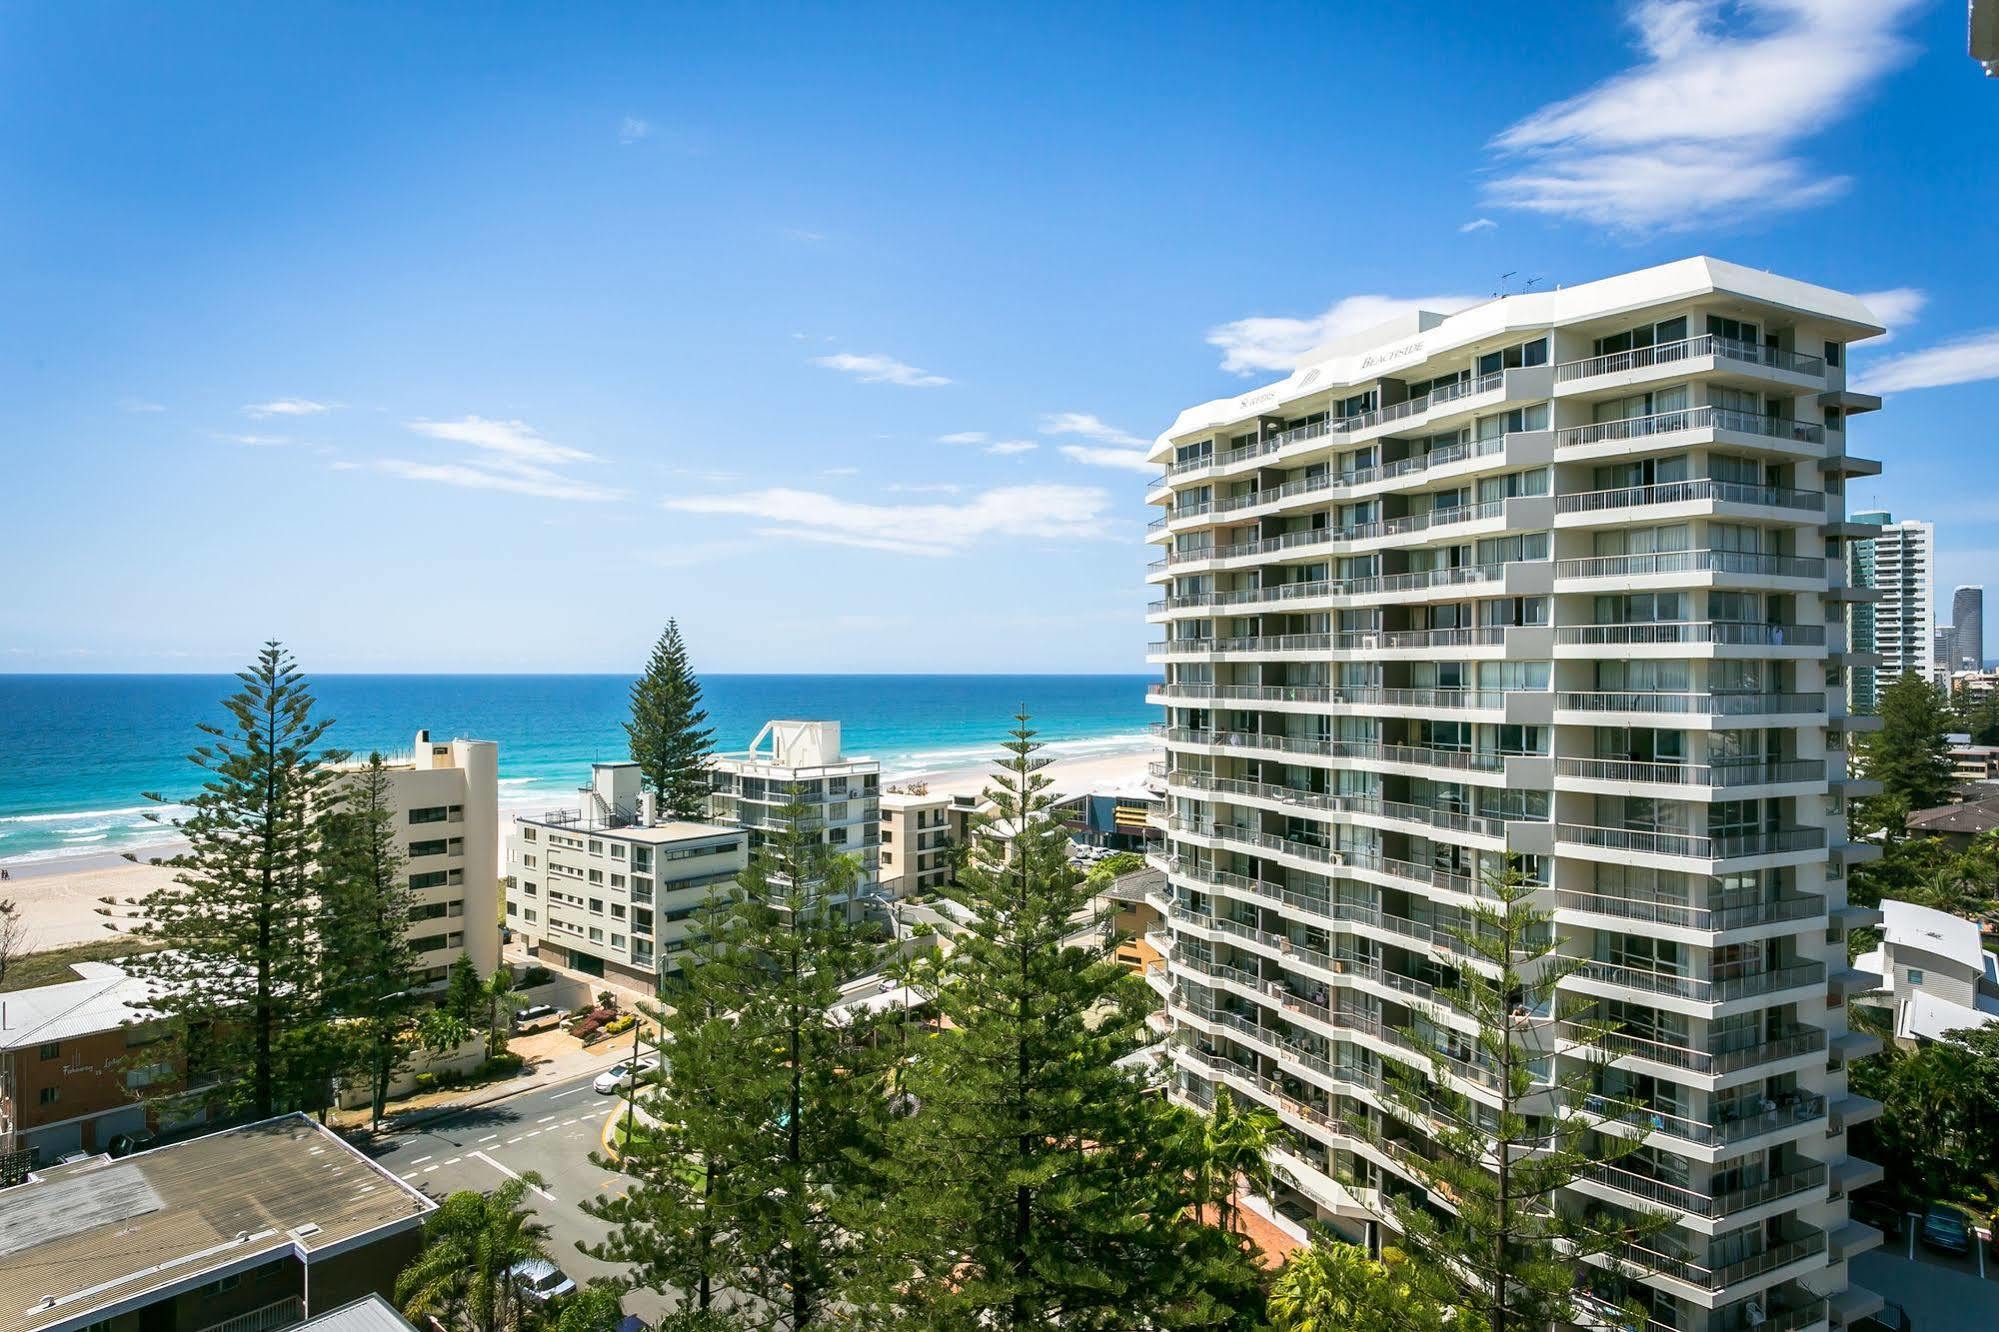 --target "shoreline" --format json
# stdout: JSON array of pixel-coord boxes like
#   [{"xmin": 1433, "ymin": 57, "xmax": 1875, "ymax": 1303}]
[{"xmin": 0, "ymin": 744, "xmax": 1160, "ymax": 957}]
